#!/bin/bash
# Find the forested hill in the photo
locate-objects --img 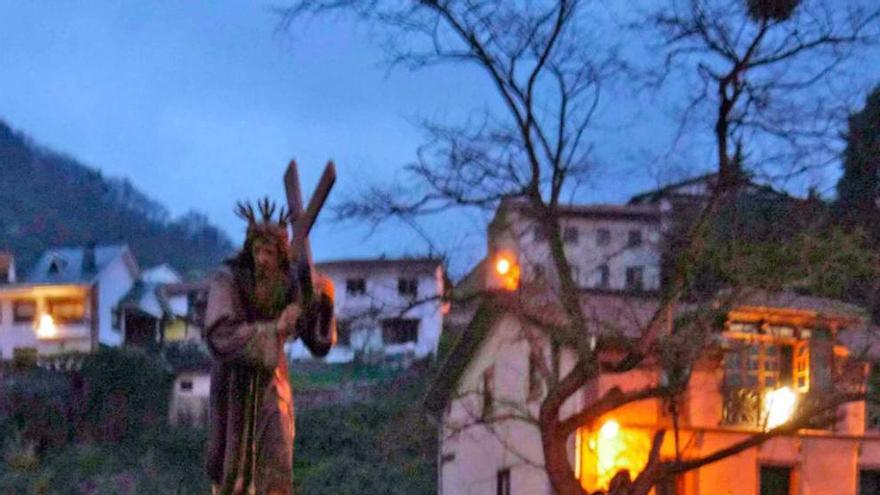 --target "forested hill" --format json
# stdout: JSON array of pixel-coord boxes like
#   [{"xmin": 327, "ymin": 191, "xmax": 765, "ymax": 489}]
[{"xmin": 0, "ymin": 120, "xmax": 234, "ymax": 277}]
